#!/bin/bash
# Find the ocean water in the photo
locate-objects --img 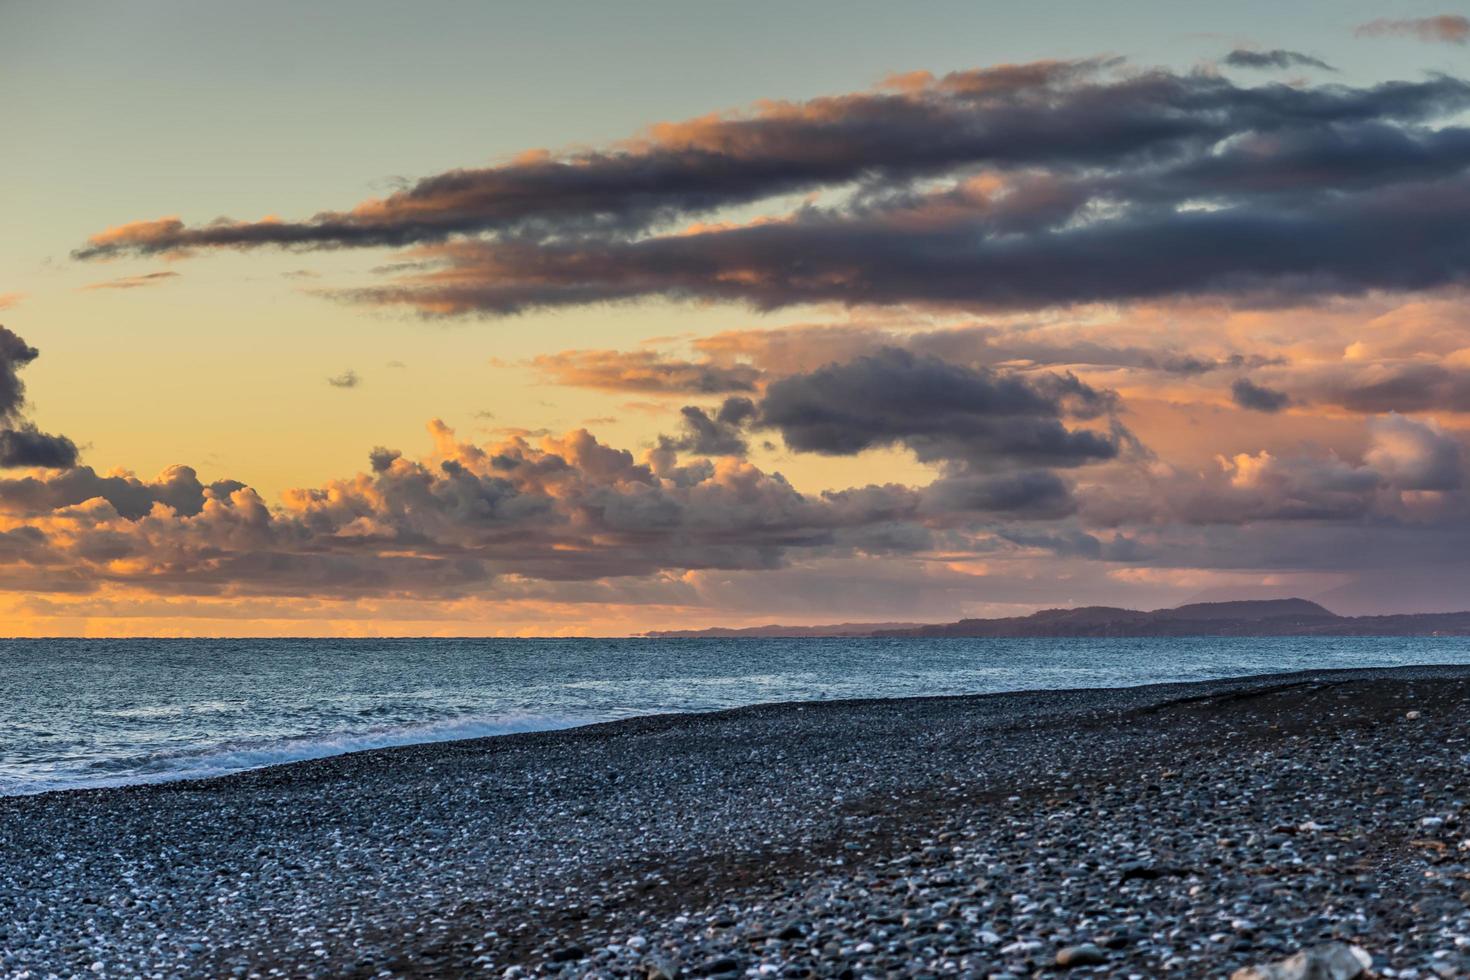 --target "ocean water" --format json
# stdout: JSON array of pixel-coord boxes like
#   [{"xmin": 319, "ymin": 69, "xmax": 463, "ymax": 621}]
[{"xmin": 3, "ymin": 635, "xmax": 1469, "ymax": 796}]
